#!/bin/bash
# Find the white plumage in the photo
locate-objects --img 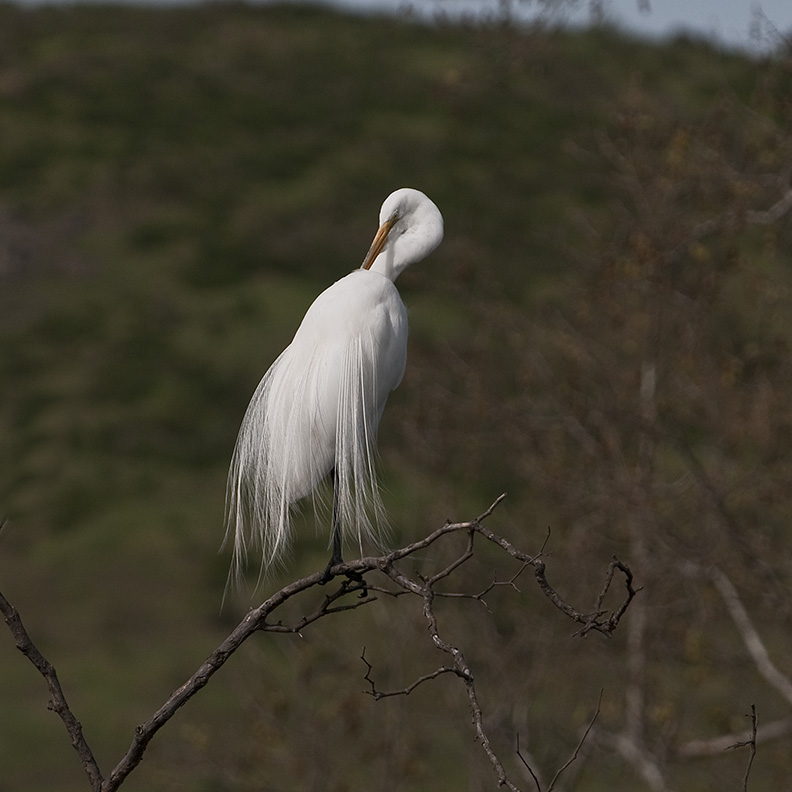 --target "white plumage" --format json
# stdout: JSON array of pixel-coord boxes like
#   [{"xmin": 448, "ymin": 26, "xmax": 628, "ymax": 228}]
[{"xmin": 225, "ymin": 188, "xmax": 444, "ymax": 583}]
